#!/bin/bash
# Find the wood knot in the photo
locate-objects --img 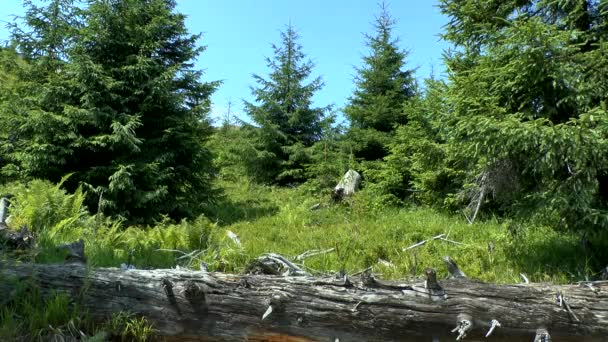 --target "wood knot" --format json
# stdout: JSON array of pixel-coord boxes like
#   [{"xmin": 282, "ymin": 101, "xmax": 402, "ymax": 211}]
[
  {"xmin": 267, "ymin": 292, "xmax": 290, "ymax": 308},
  {"xmin": 162, "ymin": 278, "xmax": 173, "ymax": 291},
  {"xmin": 239, "ymin": 278, "xmax": 251, "ymax": 288},
  {"xmin": 161, "ymin": 278, "xmax": 176, "ymax": 302},
  {"xmin": 183, "ymin": 280, "xmax": 205, "ymax": 305},
  {"xmin": 161, "ymin": 278, "xmax": 181, "ymax": 314},
  {"xmin": 262, "ymin": 291, "xmax": 292, "ymax": 320}
]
